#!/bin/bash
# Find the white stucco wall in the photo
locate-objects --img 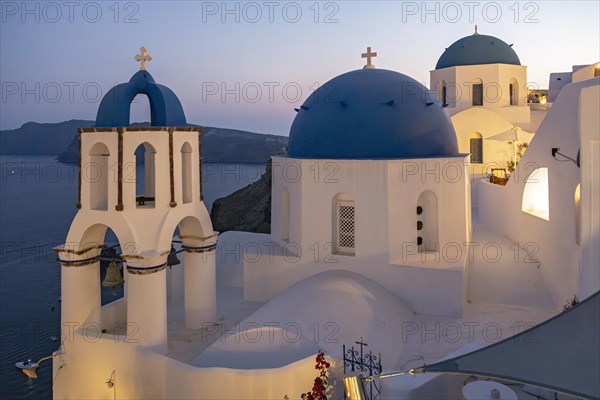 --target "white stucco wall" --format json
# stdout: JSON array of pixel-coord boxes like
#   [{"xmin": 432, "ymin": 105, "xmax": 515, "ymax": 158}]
[
  {"xmin": 547, "ymin": 72, "xmax": 572, "ymax": 103},
  {"xmin": 572, "ymin": 63, "xmax": 600, "ymax": 83},
  {"xmin": 478, "ymin": 78, "xmax": 600, "ymax": 308},
  {"xmin": 450, "ymin": 107, "xmax": 535, "ymax": 174},
  {"xmin": 261, "ymin": 156, "xmax": 471, "ymax": 316},
  {"xmin": 431, "ymin": 64, "xmax": 530, "ymax": 125},
  {"xmin": 53, "ymin": 330, "xmax": 325, "ymax": 400},
  {"xmin": 578, "ymin": 82, "xmax": 600, "ymax": 299}
]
